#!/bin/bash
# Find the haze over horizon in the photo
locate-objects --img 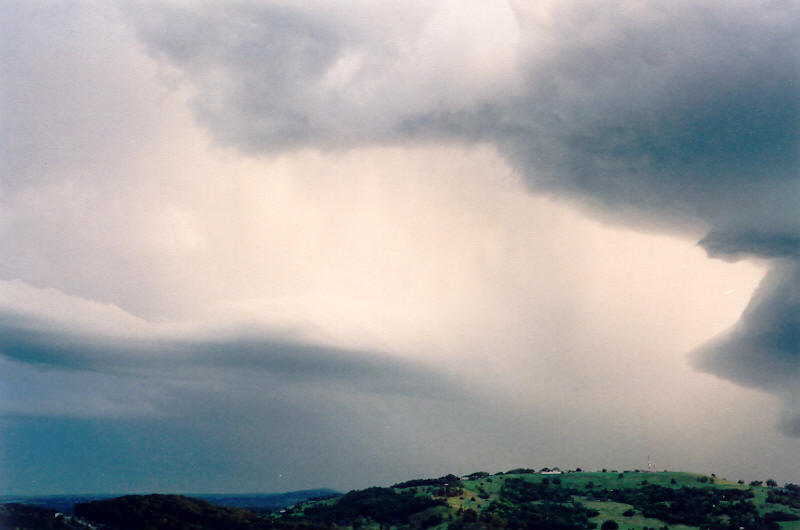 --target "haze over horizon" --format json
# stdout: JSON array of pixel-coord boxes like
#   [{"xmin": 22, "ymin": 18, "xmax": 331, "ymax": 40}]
[{"xmin": 1, "ymin": 1, "xmax": 799, "ymax": 495}]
